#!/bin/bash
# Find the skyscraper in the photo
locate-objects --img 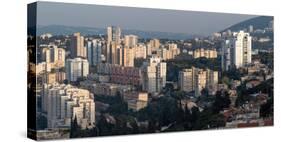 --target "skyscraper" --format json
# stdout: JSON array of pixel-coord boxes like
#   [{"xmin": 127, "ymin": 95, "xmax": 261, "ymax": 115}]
[
  {"xmin": 106, "ymin": 26, "xmax": 121, "ymax": 63},
  {"xmin": 107, "ymin": 26, "xmax": 121, "ymax": 44},
  {"xmin": 87, "ymin": 39, "xmax": 102, "ymax": 66},
  {"xmin": 232, "ymin": 31, "xmax": 252, "ymax": 68},
  {"xmin": 124, "ymin": 35, "xmax": 138, "ymax": 48},
  {"xmin": 206, "ymin": 68, "xmax": 218, "ymax": 95},
  {"xmin": 149, "ymin": 39, "xmax": 160, "ymax": 51},
  {"xmin": 178, "ymin": 68, "xmax": 195, "ymax": 93},
  {"xmin": 142, "ymin": 56, "xmax": 166, "ymax": 93},
  {"xmin": 221, "ymin": 31, "xmax": 252, "ymax": 70},
  {"xmin": 122, "ymin": 47, "xmax": 135, "ymax": 67},
  {"xmin": 66, "ymin": 58, "xmax": 89, "ymax": 82},
  {"xmin": 41, "ymin": 45, "xmax": 65, "ymax": 69},
  {"xmin": 221, "ymin": 40, "xmax": 232, "ymax": 71},
  {"xmin": 134, "ymin": 44, "xmax": 147, "ymax": 59},
  {"xmin": 70, "ymin": 32, "xmax": 87, "ymax": 58},
  {"xmin": 194, "ymin": 68, "xmax": 207, "ymax": 97},
  {"xmin": 107, "ymin": 41, "xmax": 122, "ymax": 65}
]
